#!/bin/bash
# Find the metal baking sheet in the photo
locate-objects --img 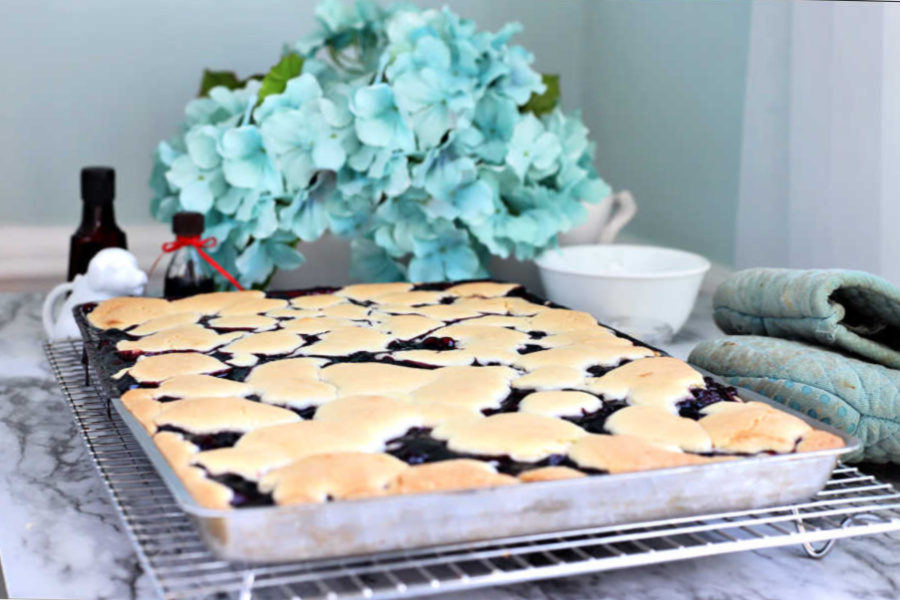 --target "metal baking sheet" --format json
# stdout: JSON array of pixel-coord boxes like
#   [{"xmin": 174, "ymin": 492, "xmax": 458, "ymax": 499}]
[{"xmin": 75, "ymin": 296, "xmax": 860, "ymax": 563}]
